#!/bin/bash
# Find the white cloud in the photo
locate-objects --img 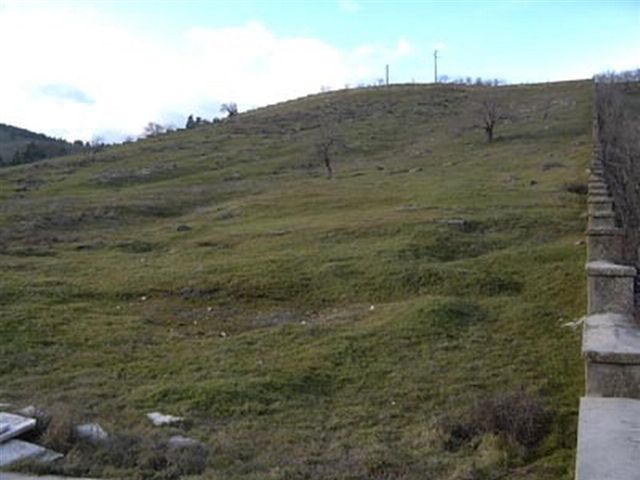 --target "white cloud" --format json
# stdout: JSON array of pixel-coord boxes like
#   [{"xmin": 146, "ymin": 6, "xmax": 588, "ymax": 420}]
[
  {"xmin": 337, "ymin": 0, "xmax": 360, "ymax": 13},
  {"xmin": 0, "ymin": 4, "xmax": 411, "ymax": 142}
]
